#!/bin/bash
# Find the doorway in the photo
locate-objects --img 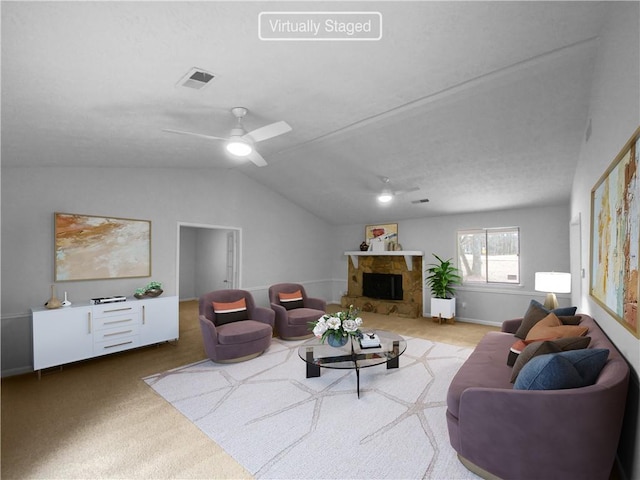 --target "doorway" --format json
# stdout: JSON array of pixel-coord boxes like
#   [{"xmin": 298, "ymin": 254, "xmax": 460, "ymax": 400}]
[{"xmin": 177, "ymin": 223, "xmax": 241, "ymax": 300}]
